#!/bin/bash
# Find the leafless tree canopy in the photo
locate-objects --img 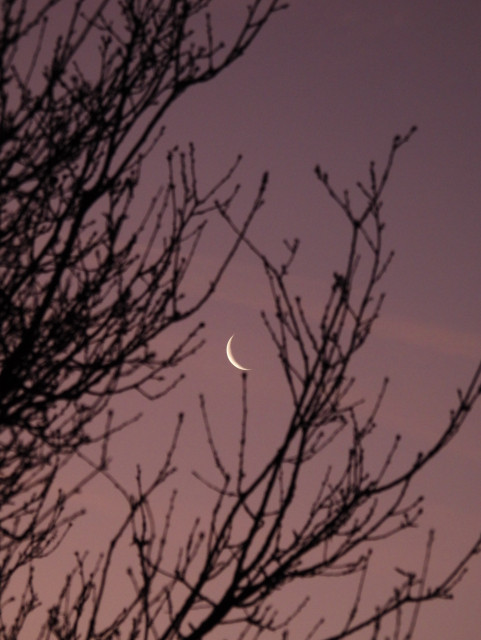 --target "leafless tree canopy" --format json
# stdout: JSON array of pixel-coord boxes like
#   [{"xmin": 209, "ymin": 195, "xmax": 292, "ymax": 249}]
[{"xmin": 0, "ymin": 1, "xmax": 480, "ymax": 639}]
